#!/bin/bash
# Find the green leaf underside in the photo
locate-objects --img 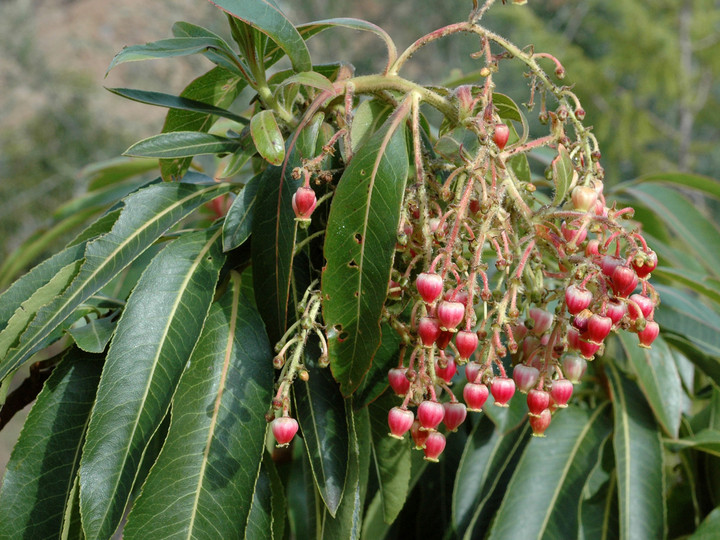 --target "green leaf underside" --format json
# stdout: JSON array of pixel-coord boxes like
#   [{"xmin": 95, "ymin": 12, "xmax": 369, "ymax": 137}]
[
  {"xmin": 618, "ymin": 334, "xmax": 682, "ymax": 438},
  {"xmin": 106, "ymin": 87, "xmax": 248, "ymax": 125},
  {"xmin": 322, "ymin": 107, "xmax": 410, "ymax": 395},
  {"xmin": 250, "ymin": 110, "xmax": 285, "ymax": 165},
  {"xmin": 222, "ymin": 173, "xmax": 262, "ymax": 251},
  {"xmin": 251, "ymin": 116, "xmax": 322, "ymax": 344},
  {"xmin": 0, "ymin": 261, "xmax": 81, "ymax": 360},
  {"xmin": 606, "ymin": 362, "xmax": 666, "ymax": 540},
  {"xmin": 368, "ymin": 392, "xmax": 411, "ymax": 524},
  {"xmin": 79, "ymin": 228, "xmax": 227, "ymax": 540},
  {"xmin": 123, "ymin": 273, "xmax": 273, "ymax": 539},
  {"xmin": 0, "ymin": 182, "xmax": 230, "ymax": 383},
  {"xmin": 124, "ymin": 131, "xmax": 240, "ymax": 159},
  {"xmin": 208, "ymin": 0, "xmax": 311, "ymax": 72},
  {"xmin": 160, "ymin": 67, "xmax": 244, "ymax": 181},
  {"xmin": 487, "ymin": 404, "xmax": 612, "ymax": 540},
  {"xmin": 0, "ymin": 350, "xmax": 103, "ymax": 538},
  {"xmin": 453, "ymin": 415, "xmax": 530, "ymax": 538},
  {"xmin": 67, "ymin": 316, "xmax": 117, "ymax": 354},
  {"xmin": 293, "ymin": 348, "xmax": 349, "ymax": 517}
]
